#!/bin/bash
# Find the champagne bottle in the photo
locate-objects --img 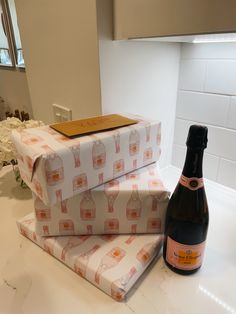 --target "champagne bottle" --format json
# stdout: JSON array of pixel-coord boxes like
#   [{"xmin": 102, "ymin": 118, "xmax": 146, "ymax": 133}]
[{"xmin": 163, "ymin": 125, "xmax": 209, "ymax": 275}]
